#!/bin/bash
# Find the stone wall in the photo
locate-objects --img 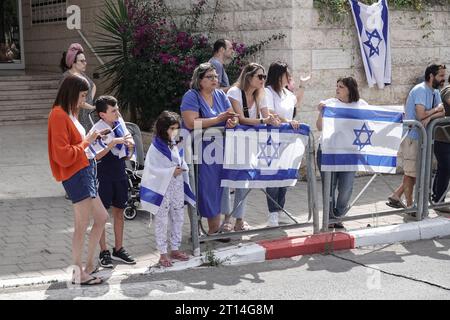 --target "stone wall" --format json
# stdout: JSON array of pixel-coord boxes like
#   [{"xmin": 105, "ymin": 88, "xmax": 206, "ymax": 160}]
[
  {"xmin": 165, "ymin": 0, "xmax": 450, "ymax": 139},
  {"xmin": 21, "ymin": 0, "xmax": 450, "ymax": 135}
]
